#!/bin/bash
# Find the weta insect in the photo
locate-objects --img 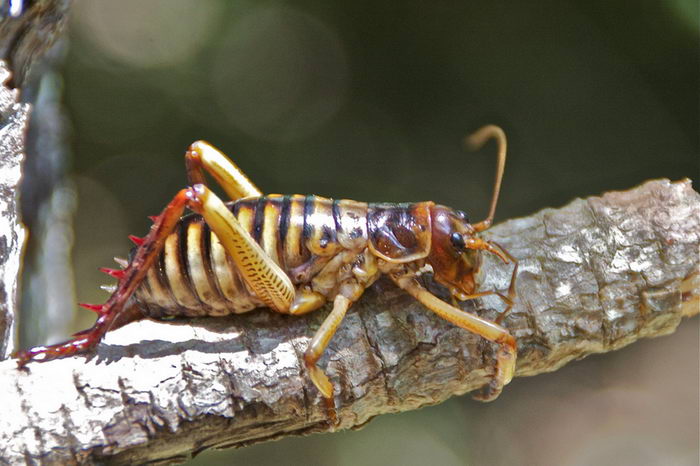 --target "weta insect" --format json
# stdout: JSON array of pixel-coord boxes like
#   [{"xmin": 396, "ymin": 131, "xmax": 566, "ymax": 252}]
[{"xmin": 16, "ymin": 125, "xmax": 518, "ymax": 423}]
